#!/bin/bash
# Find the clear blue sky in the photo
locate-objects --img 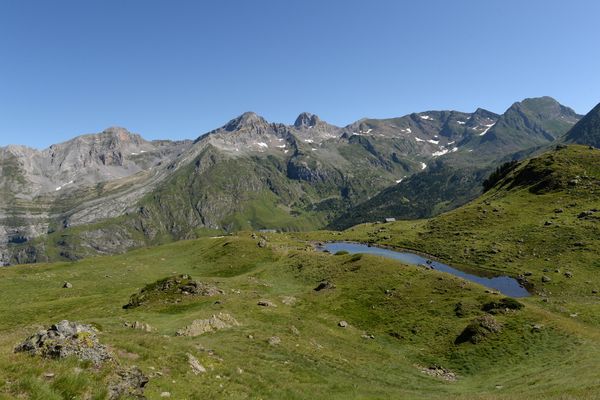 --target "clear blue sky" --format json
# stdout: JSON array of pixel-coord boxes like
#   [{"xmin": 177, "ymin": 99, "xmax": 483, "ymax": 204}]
[{"xmin": 1, "ymin": 0, "xmax": 599, "ymax": 148}]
